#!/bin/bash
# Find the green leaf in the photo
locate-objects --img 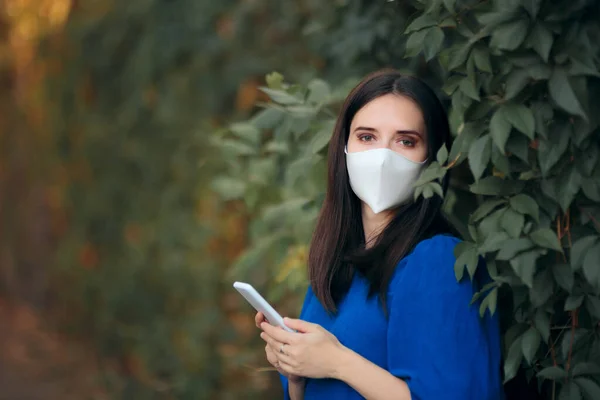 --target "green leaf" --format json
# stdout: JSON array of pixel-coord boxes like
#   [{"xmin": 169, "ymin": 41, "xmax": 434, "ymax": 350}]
[
  {"xmin": 534, "ymin": 309, "xmax": 551, "ymax": 342},
  {"xmin": 422, "ymin": 184, "xmax": 434, "ymax": 199},
  {"xmin": 569, "ymin": 57, "xmax": 600, "ymax": 78},
  {"xmin": 583, "ymin": 242, "xmax": 600, "ymax": 290},
  {"xmin": 405, "ymin": 29, "xmax": 431, "ymax": 58},
  {"xmin": 424, "ymin": 27, "xmax": 445, "ymax": 61},
  {"xmin": 442, "ymin": 75, "xmax": 462, "ymax": 96},
  {"xmin": 503, "ymin": 335, "xmax": 523, "ymax": 383},
  {"xmin": 576, "ymin": 145, "xmax": 598, "ymax": 176},
  {"xmin": 442, "ymin": 0, "xmax": 456, "ymax": 12},
  {"xmin": 440, "ymin": 17, "xmax": 456, "ymax": 28},
  {"xmin": 537, "ymin": 366, "xmax": 567, "ymax": 380},
  {"xmin": 510, "ymin": 250, "xmax": 539, "ymax": 287},
  {"xmin": 468, "ymin": 134, "xmax": 491, "ymax": 180},
  {"xmin": 460, "ymin": 77, "xmax": 480, "ymax": 101},
  {"xmin": 479, "ymin": 231, "xmax": 510, "ymax": 253},
  {"xmin": 454, "ymin": 245, "xmax": 479, "ymax": 281},
  {"xmin": 575, "ymin": 378, "xmax": 600, "ymax": 400},
  {"xmin": 531, "ymin": 269, "xmax": 554, "ymax": 306},
  {"xmin": 528, "ymin": 23, "xmax": 553, "ymax": 62},
  {"xmin": 510, "ymin": 194, "xmax": 539, "ymax": 222},
  {"xmin": 473, "ymin": 46, "xmax": 492, "ymax": 73},
  {"xmin": 415, "ymin": 163, "xmax": 446, "ymax": 186},
  {"xmin": 531, "ymin": 101, "xmax": 553, "ymax": 139},
  {"xmin": 309, "ymin": 120, "xmax": 335, "ymax": 154},
  {"xmin": 265, "ymin": 140, "xmax": 289, "ymax": 154},
  {"xmin": 490, "ymin": 19, "xmax": 529, "ymax": 51},
  {"xmin": 248, "ymin": 158, "xmax": 277, "ymax": 185},
  {"xmin": 471, "ymin": 199, "xmax": 507, "ymax": 222},
  {"xmin": 266, "ymin": 71, "xmax": 284, "ymax": 89},
  {"xmin": 260, "ymin": 87, "xmax": 302, "ymax": 105},
  {"xmin": 549, "ymin": 68, "xmax": 587, "ymax": 120},
  {"xmin": 552, "ymin": 263, "xmax": 574, "ymax": 292},
  {"xmin": 585, "ymin": 295, "xmax": 600, "ymax": 319},
  {"xmin": 523, "ymin": 0, "xmax": 543, "ymax": 19},
  {"xmin": 404, "ymin": 14, "xmax": 437, "ymax": 33},
  {"xmin": 571, "ymin": 236, "xmax": 599, "ymax": 269},
  {"xmin": 490, "ymin": 108, "xmax": 512, "ymax": 153},
  {"xmin": 582, "ymin": 177, "xmax": 600, "ymax": 201},
  {"xmin": 504, "ymin": 104, "xmax": 535, "ymax": 139},
  {"xmin": 505, "ymin": 69, "xmax": 530, "ymax": 100},
  {"xmin": 565, "ymin": 294, "xmax": 585, "ymax": 311},
  {"xmin": 521, "ymin": 327, "xmax": 541, "ymax": 364},
  {"xmin": 449, "ymin": 121, "xmax": 484, "ymax": 163},
  {"xmin": 530, "ymin": 228, "xmax": 562, "ymax": 251},
  {"xmin": 287, "ymin": 105, "xmax": 317, "ymax": 119},
  {"xmin": 470, "ymin": 176, "xmax": 525, "ymax": 196},
  {"xmin": 437, "ymin": 144, "xmax": 449, "ymax": 165},
  {"xmin": 220, "ymin": 139, "xmax": 258, "ymax": 156},
  {"xmin": 506, "ymin": 134, "xmax": 530, "ymax": 163},
  {"xmin": 429, "ymin": 182, "xmax": 444, "ymax": 198},
  {"xmin": 492, "ymin": 146, "xmax": 511, "ymax": 175},
  {"xmin": 262, "ymin": 198, "xmax": 311, "ymax": 225},
  {"xmin": 286, "ymin": 155, "xmax": 318, "ymax": 185},
  {"xmin": 307, "ymin": 79, "xmax": 331, "ymax": 104},
  {"xmin": 538, "ymin": 121, "xmax": 570, "ymax": 176},
  {"xmin": 251, "ymin": 107, "xmax": 284, "ymax": 130},
  {"xmin": 557, "ymin": 165, "xmax": 582, "ymax": 211},
  {"xmin": 448, "ymin": 43, "xmax": 473, "ymax": 70},
  {"xmin": 559, "ymin": 382, "xmax": 582, "ymax": 400},
  {"xmin": 230, "ymin": 122, "xmax": 262, "ymax": 145},
  {"xmin": 502, "ymin": 208, "xmax": 525, "ymax": 238},
  {"xmin": 211, "ymin": 177, "xmax": 247, "ymax": 200},
  {"xmin": 479, "ymin": 287, "xmax": 499, "ymax": 317},
  {"xmin": 572, "ymin": 362, "xmax": 600, "ymax": 377},
  {"xmin": 497, "ymin": 238, "xmax": 535, "ymax": 260}
]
